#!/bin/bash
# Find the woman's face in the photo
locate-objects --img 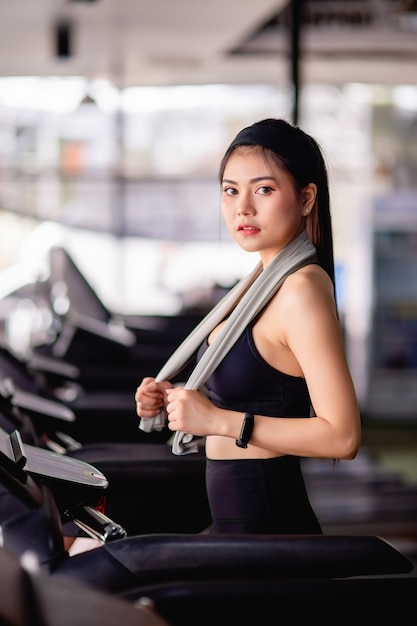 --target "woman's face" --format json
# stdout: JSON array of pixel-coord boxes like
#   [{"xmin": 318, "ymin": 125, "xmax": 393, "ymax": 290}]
[{"xmin": 221, "ymin": 147, "xmax": 312, "ymax": 266}]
